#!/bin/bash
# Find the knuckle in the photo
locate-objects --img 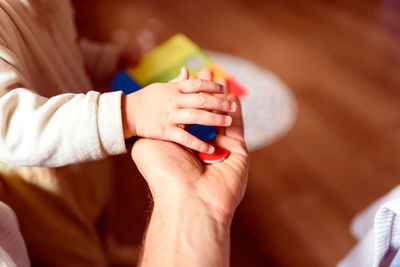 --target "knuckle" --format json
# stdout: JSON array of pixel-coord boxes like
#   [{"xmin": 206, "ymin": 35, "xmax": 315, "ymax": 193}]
[
  {"xmin": 198, "ymin": 93, "xmax": 206, "ymax": 107},
  {"xmin": 192, "ymin": 79, "xmax": 202, "ymax": 89},
  {"xmin": 181, "ymin": 133, "xmax": 191, "ymax": 146},
  {"xmin": 189, "ymin": 110, "xmax": 198, "ymax": 121},
  {"xmin": 222, "ymin": 99, "xmax": 230, "ymax": 110}
]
